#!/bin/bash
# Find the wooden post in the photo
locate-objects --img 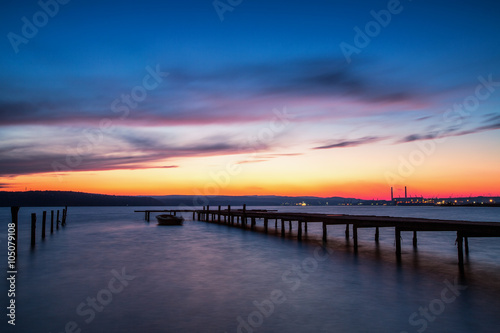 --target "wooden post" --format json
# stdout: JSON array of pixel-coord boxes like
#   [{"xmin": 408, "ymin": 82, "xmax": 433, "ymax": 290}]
[
  {"xmin": 353, "ymin": 225, "xmax": 358, "ymax": 252},
  {"xmin": 251, "ymin": 217, "xmax": 256, "ymax": 229},
  {"xmin": 264, "ymin": 218, "xmax": 268, "ymax": 232},
  {"xmin": 218, "ymin": 206, "xmax": 221, "ymax": 223},
  {"xmin": 298, "ymin": 221, "xmax": 302, "ymax": 240},
  {"xmin": 345, "ymin": 224, "xmax": 349, "ymax": 239},
  {"xmin": 31, "ymin": 213, "xmax": 36, "ymax": 247},
  {"xmin": 62, "ymin": 206, "xmax": 67, "ymax": 226},
  {"xmin": 275, "ymin": 219, "xmax": 278, "ymax": 228},
  {"xmin": 464, "ymin": 237, "xmax": 469, "ymax": 255},
  {"xmin": 413, "ymin": 231, "xmax": 417, "ymax": 247},
  {"xmin": 457, "ymin": 232, "xmax": 464, "ymax": 268},
  {"xmin": 395, "ymin": 227, "xmax": 401, "ymax": 257},
  {"xmin": 281, "ymin": 219, "xmax": 285, "ymax": 237},
  {"xmin": 322, "ymin": 222, "xmax": 327, "ymax": 242},
  {"xmin": 242, "ymin": 204, "xmax": 246, "ymax": 228},
  {"xmin": 228, "ymin": 205, "xmax": 231, "ymax": 224},
  {"xmin": 51, "ymin": 210, "xmax": 54, "ymax": 233},
  {"xmin": 305, "ymin": 222, "xmax": 308, "ymax": 233},
  {"xmin": 56, "ymin": 210, "xmax": 60, "ymax": 229},
  {"xmin": 375, "ymin": 227, "xmax": 379, "ymax": 242},
  {"xmin": 42, "ymin": 211, "xmax": 47, "ymax": 239},
  {"xmin": 10, "ymin": 207, "xmax": 19, "ymax": 260},
  {"xmin": 207, "ymin": 205, "xmax": 210, "ymax": 221},
  {"xmin": 289, "ymin": 220, "xmax": 292, "ymax": 230}
]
